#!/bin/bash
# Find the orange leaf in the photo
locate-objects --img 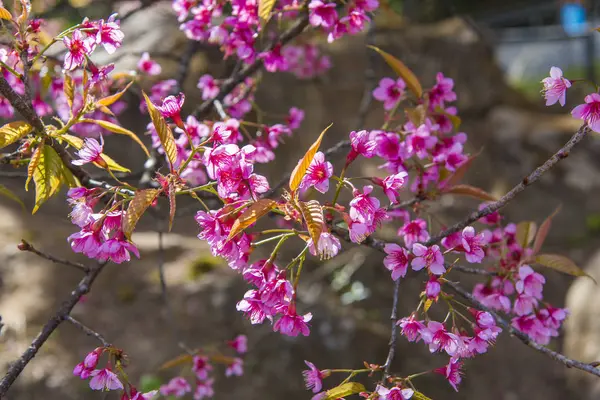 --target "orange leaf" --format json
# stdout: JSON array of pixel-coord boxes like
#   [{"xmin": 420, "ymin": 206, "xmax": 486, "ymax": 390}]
[
  {"xmin": 123, "ymin": 189, "xmax": 161, "ymax": 239},
  {"xmin": 368, "ymin": 45, "xmax": 422, "ymax": 98},
  {"xmin": 142, "ymin": 92, "xmax": 178, "ymax": 168},
  {"xmin": 0, "ymin": 7, "xmax": 11, "ymax": 20},
  {"xmin": 97, "ymin": 81, "xmax": 133, "ymax": 107},
  {"xmin": 228, "ymin": 199, "xmax": 277, "ymax": 240},
  {"xmin": 444, "ymin": 184, "xmax": 497, "ymax": 202},
  {"xmin": 63, "ymin": 74, "xmax": 74, "ymax": 110},
  {"xmin": 324, "ymin": 382, "xmax": 366, "ymax": 400},
  {"xmin": 298, "ymin": 200, "xmax": 324, "ymax": 248},
  {"xmin": 532, "ymin": 205, "xmax": 562, "ymax": 255},
  {"xmin": 289, "ymin": 123, "xmax": 332, "ymax": 192},
  {"xmin": 81, "ymin": 119, "xmax": 150, "ymax": 158},
  {"xmin": 535, "ymin": 254, "xmax": 596, "ymax": 283},
  {"xmin": 25, "ymin": 144, "xmax": 41, "ymax": 191}
]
